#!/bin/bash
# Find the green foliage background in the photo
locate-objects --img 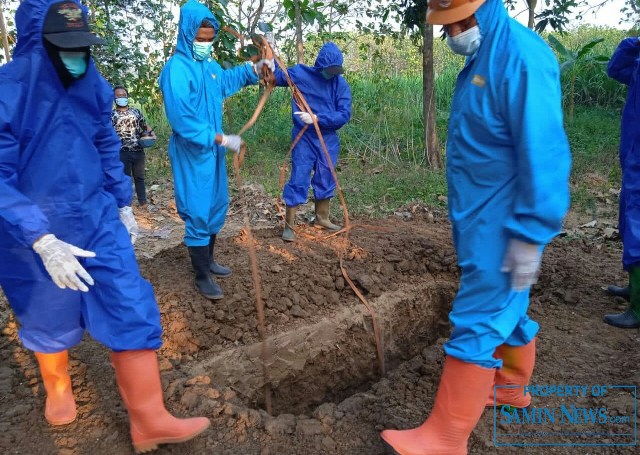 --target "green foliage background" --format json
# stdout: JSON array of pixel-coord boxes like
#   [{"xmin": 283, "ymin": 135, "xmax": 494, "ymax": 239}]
[{"xmin": 135, "ymin": 26, "xmax": 627, "ymax": 217}]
